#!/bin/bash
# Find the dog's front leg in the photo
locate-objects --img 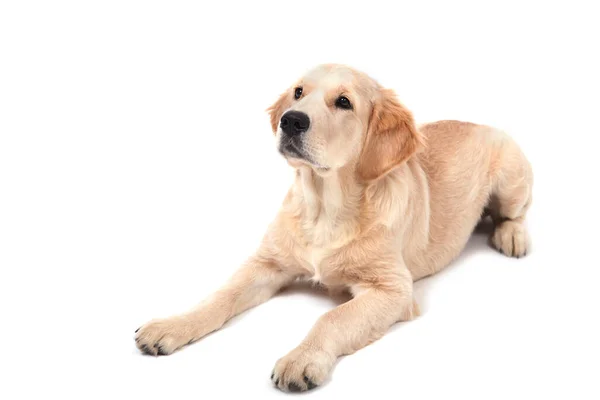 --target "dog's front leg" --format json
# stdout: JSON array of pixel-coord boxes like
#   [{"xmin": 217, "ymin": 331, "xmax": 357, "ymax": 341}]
[
  {"xmin": 135, "ymin": 254, "xmax": 294, "ymax": 355},
  {"xmin": 271, "ymin": 265, "xmax": 418, "ymax": 392}
]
